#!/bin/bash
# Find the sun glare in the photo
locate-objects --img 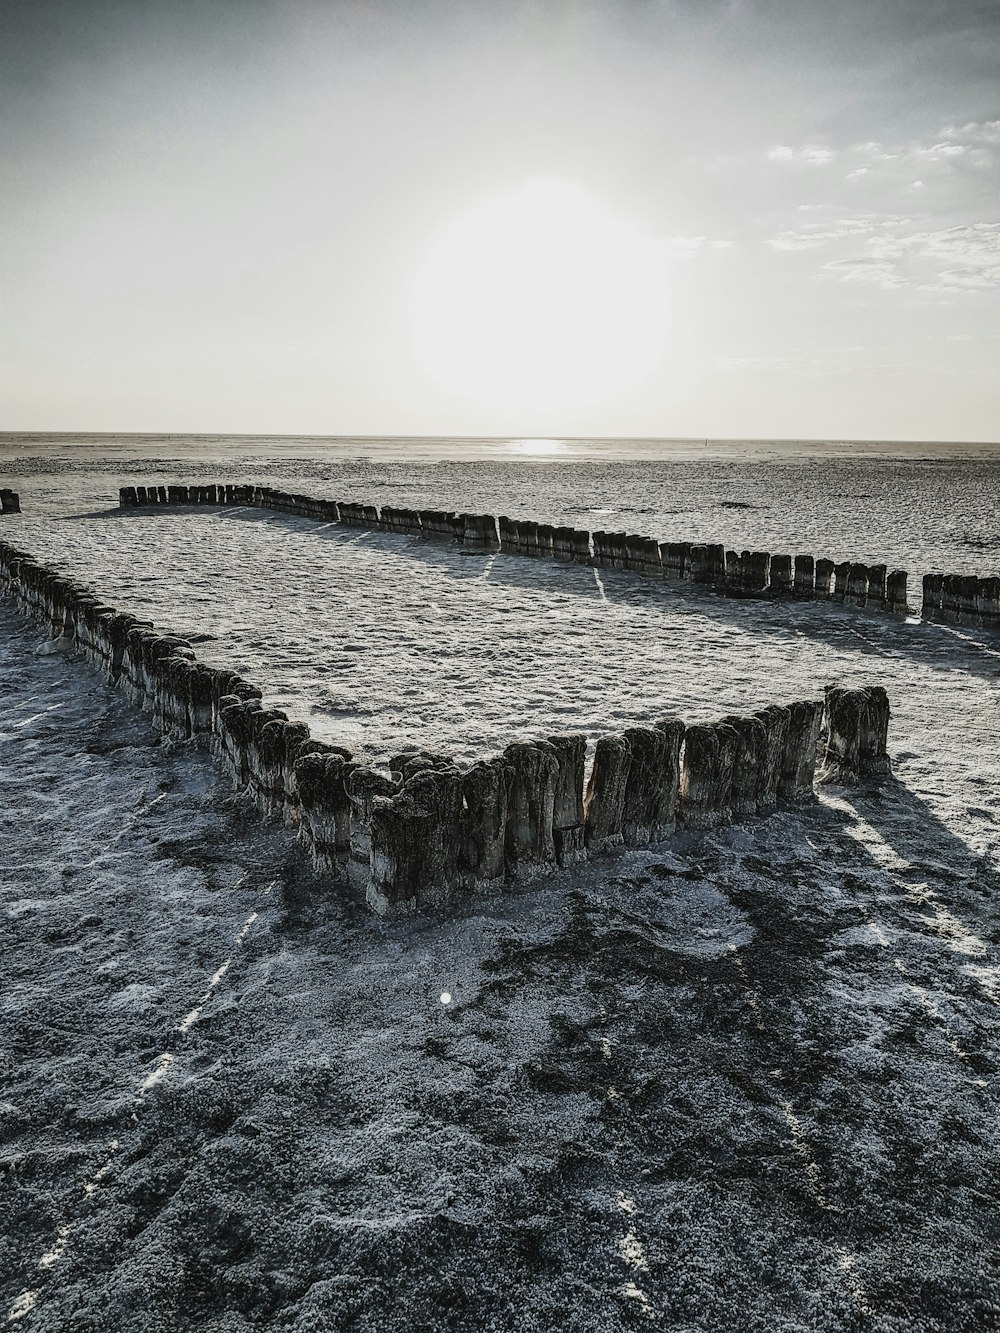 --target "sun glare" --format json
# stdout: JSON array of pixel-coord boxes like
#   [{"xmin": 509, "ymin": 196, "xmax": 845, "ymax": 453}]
[
  {"xmin": 511, "ymin": 438, "xmax": 567, "ymax": 456},
  {"xmin": 410, "ymin": 179, "xmax": 669, "ymax": 415}
]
